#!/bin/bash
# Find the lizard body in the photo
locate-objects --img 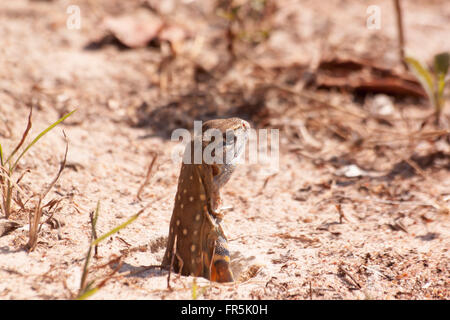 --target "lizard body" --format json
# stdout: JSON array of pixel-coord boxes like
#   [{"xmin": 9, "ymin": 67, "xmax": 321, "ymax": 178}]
[{"xmin": 162, "ymin": 118, "xmax": 250, "ymax": 282}]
